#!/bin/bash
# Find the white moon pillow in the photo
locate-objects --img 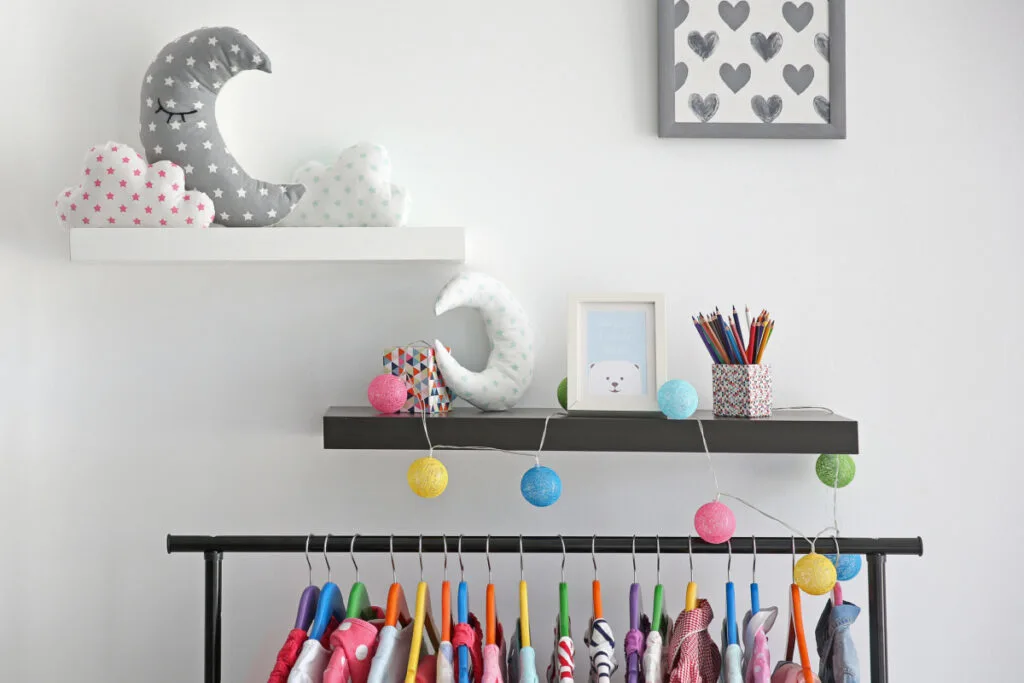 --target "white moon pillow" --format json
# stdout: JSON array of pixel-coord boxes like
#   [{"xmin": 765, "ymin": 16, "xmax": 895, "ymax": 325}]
[
  {"xmin": 277, "ymin": 143, "xmax": 409, "ymax": 227},
  {"xmin": 56, "ymin": 141, "xmax": 215, "ymax": 228}
]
